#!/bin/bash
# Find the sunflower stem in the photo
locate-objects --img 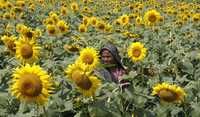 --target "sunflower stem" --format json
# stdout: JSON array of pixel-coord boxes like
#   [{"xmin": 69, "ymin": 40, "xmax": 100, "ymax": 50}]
[{"xmin": 43, "ymin": 106, "xmax": 48, "ymax": 117}]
